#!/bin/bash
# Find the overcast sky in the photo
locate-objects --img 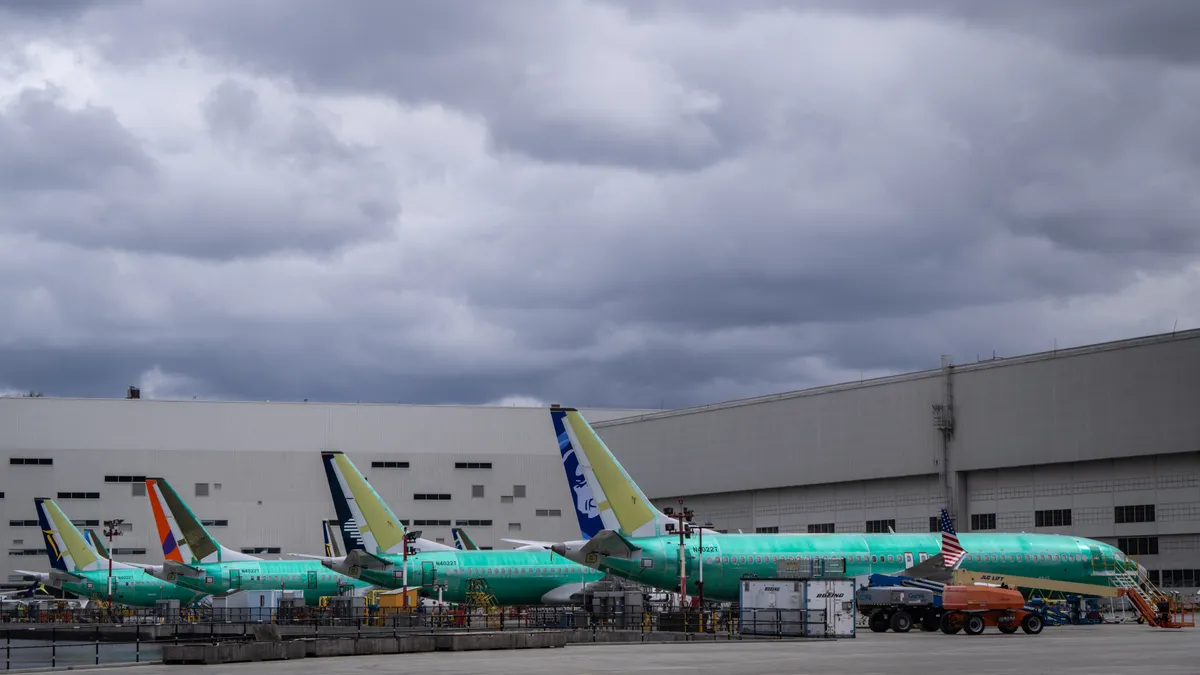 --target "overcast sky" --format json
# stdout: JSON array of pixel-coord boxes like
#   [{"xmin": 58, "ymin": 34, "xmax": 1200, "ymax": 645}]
[{"xmin": 1, "ymin": 0, "xmax": 1198, "ymax": 408}]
